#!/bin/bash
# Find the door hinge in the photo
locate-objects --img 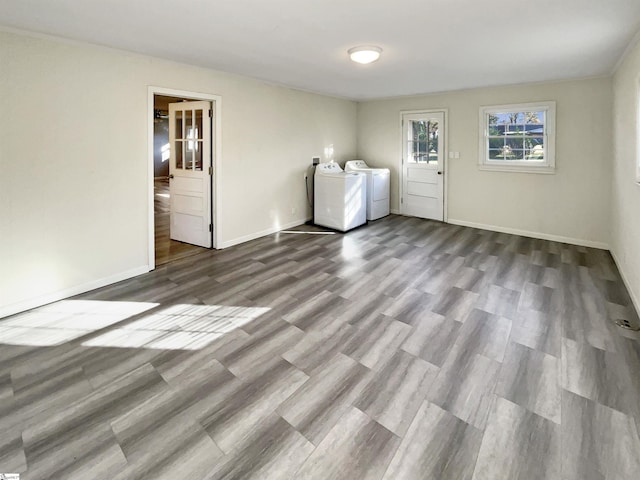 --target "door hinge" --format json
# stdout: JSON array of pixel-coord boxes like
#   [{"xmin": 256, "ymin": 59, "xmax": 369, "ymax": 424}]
[
  {"xmin": 208, "ymin": 166, "xmax": 213, "ymax": 175},
  {"xmin": 401, "ymin": 197, "xmax": 404, "ymax": 204},
  {"xmin": 208, "ymin": 109, "xmax": 213, "ymax": 118},
  {"xmin": 209, "ymin": 224, "xmax": 212, "ymax": 232}
]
